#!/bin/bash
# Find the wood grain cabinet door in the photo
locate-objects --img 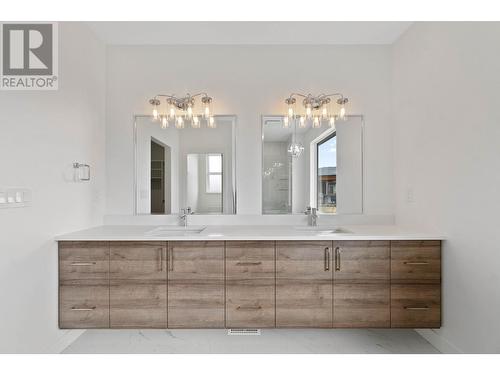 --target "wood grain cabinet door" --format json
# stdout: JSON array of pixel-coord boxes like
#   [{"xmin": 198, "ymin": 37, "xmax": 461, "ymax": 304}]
[
  {"xmin": 109, "ymin": 242, "xmax": 167, "ymax": 328},
  {"xmin": 276, "ymin": 241, "xmax": 333, "ymax": 328},
  {"xmin": 226, "ymin": 241, "xmax": 275, "ymax": 328},
  {"xmin": 333, "ymin": 241, "xmax": 390, "ymax": 328},
  {"xmin": 167, "ymin": 241, "xmax": 225, "ymax": 328}
]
